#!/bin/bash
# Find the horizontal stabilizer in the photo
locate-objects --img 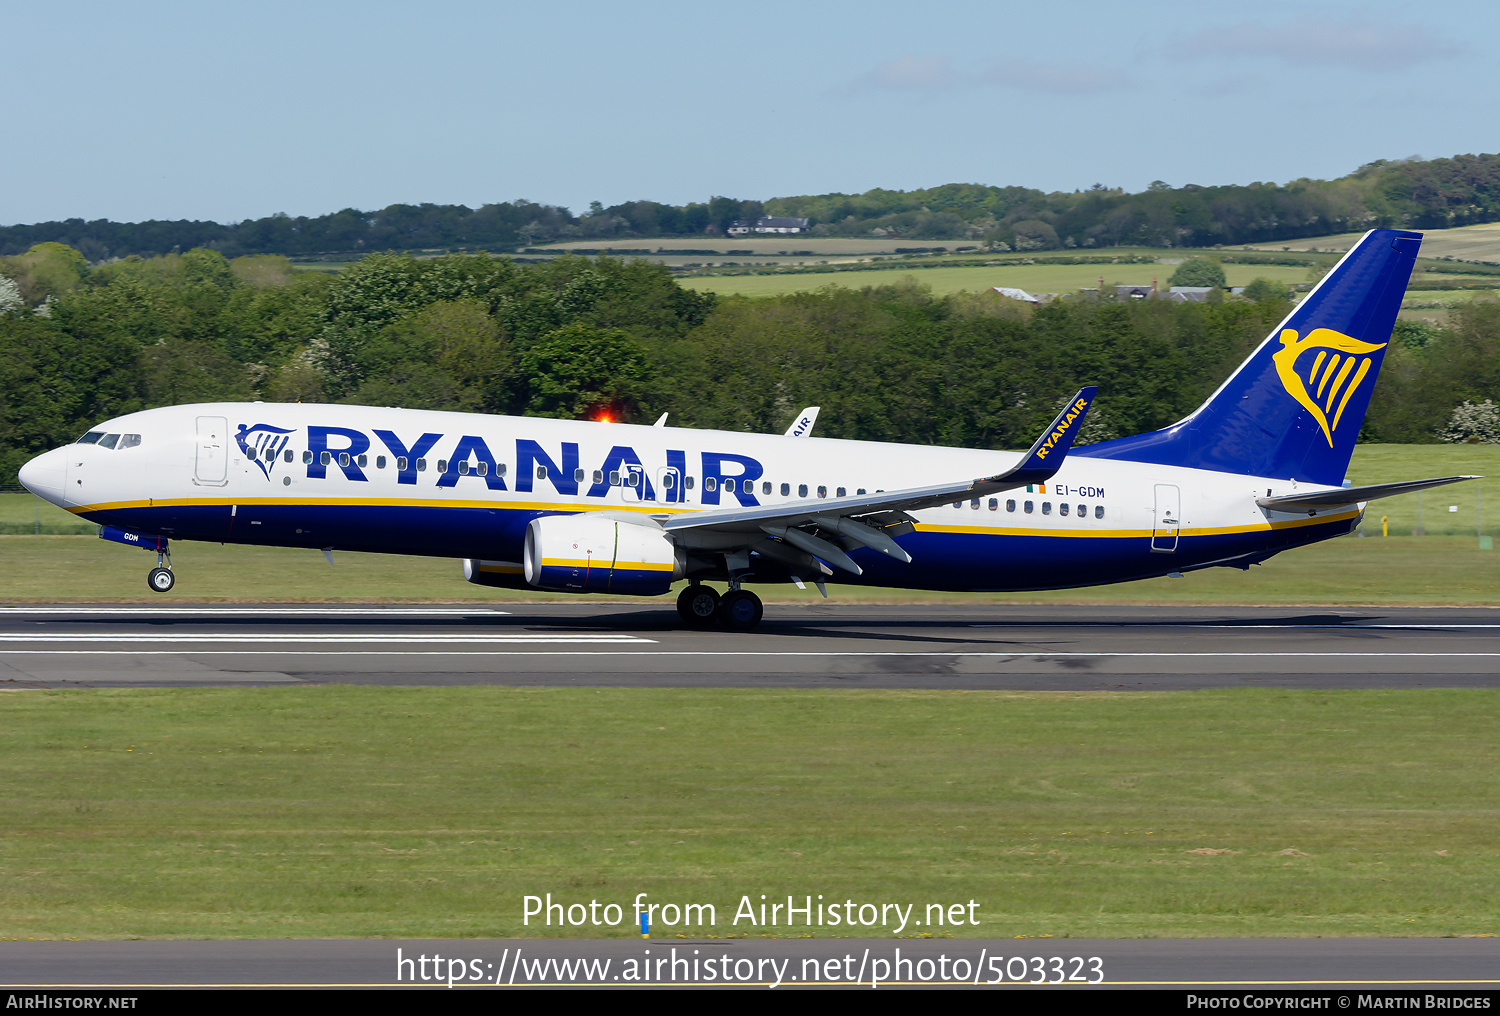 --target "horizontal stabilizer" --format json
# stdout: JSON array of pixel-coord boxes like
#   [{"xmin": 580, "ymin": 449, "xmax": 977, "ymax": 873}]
[{"xmin": 1257, "ymin": 475, "xmax": 1480, "ymax": 512}]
